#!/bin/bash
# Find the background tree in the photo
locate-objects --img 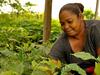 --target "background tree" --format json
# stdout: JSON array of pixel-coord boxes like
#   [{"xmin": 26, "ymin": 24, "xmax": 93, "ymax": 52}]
[
  {"xmin": 0, "ymin": 0, "xmax": 36, "ymax": 13},
  {"xmin": 0, "ymin": 0, "xmax": 23, "ymax": 13},
  {"xmin": 24, "ymin": 2, "xmax": 36, "ymax": 12}
]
